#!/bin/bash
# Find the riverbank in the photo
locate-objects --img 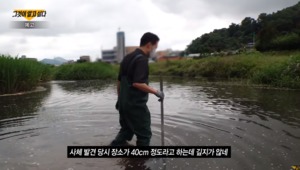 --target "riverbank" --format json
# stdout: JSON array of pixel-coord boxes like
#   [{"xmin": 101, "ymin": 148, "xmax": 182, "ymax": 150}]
[
  {"xmin": 0, "ymin": 86, "xmax": 47, "ymax": 97},
  {"xmin": 149, "ymin": 51, "xmax": 300, "ymax": 89},
  {"xmin": 0, "ymin": 55, "xmax": 53, "ymax": 95},
  {"xmin": 1, "ymin": 51, "xmax": 299, "ymax": 95}
]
